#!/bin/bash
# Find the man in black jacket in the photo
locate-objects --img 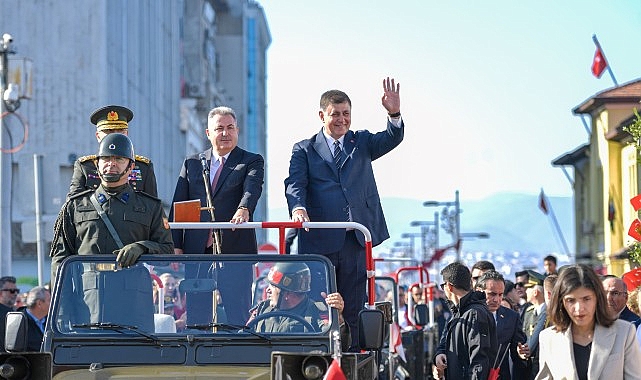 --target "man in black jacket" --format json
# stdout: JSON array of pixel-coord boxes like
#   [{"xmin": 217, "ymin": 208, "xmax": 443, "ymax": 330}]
[{"xmin": 433, "ymin": 262, "xmax": 497, "ymax": 380}]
